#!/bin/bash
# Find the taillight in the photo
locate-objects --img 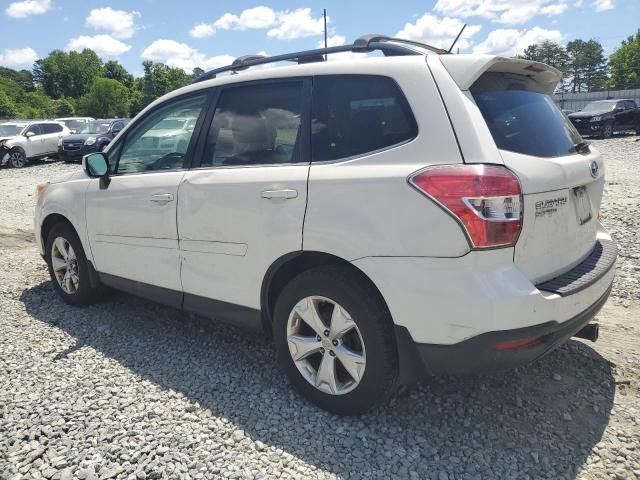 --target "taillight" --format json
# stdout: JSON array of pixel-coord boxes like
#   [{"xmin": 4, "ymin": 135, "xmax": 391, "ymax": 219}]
[{"xmin": 409, "ymin": 164, "xmax": 522, "ymax": 249}]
